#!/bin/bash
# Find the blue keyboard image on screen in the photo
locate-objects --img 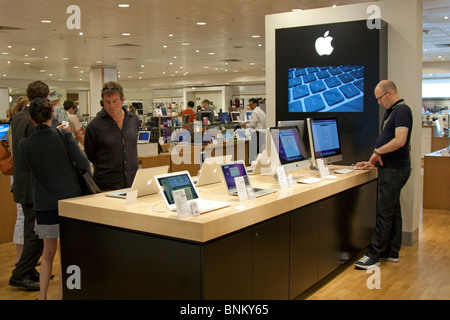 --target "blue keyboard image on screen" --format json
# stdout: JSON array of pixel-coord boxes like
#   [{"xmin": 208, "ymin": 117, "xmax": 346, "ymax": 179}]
[{"xmin": 288, "ymin": 65, "xmax": 364, "ymax": 113}]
